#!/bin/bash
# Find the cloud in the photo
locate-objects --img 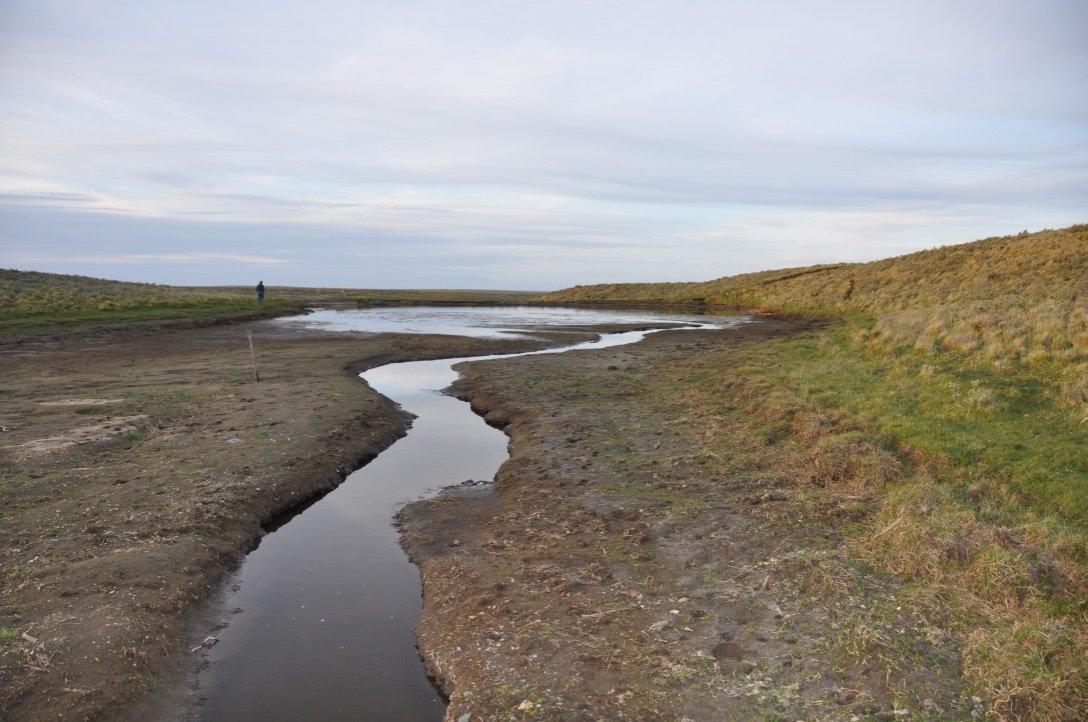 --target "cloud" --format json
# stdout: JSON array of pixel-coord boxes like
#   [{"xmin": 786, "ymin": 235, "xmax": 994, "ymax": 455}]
[
  {"xmin": 4, "ymin": 252, "xmax": 289, "ymax": 266},
  {"xmin": 0, "ymin": 0, "xmax": 1085, "ymax": 288}
]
